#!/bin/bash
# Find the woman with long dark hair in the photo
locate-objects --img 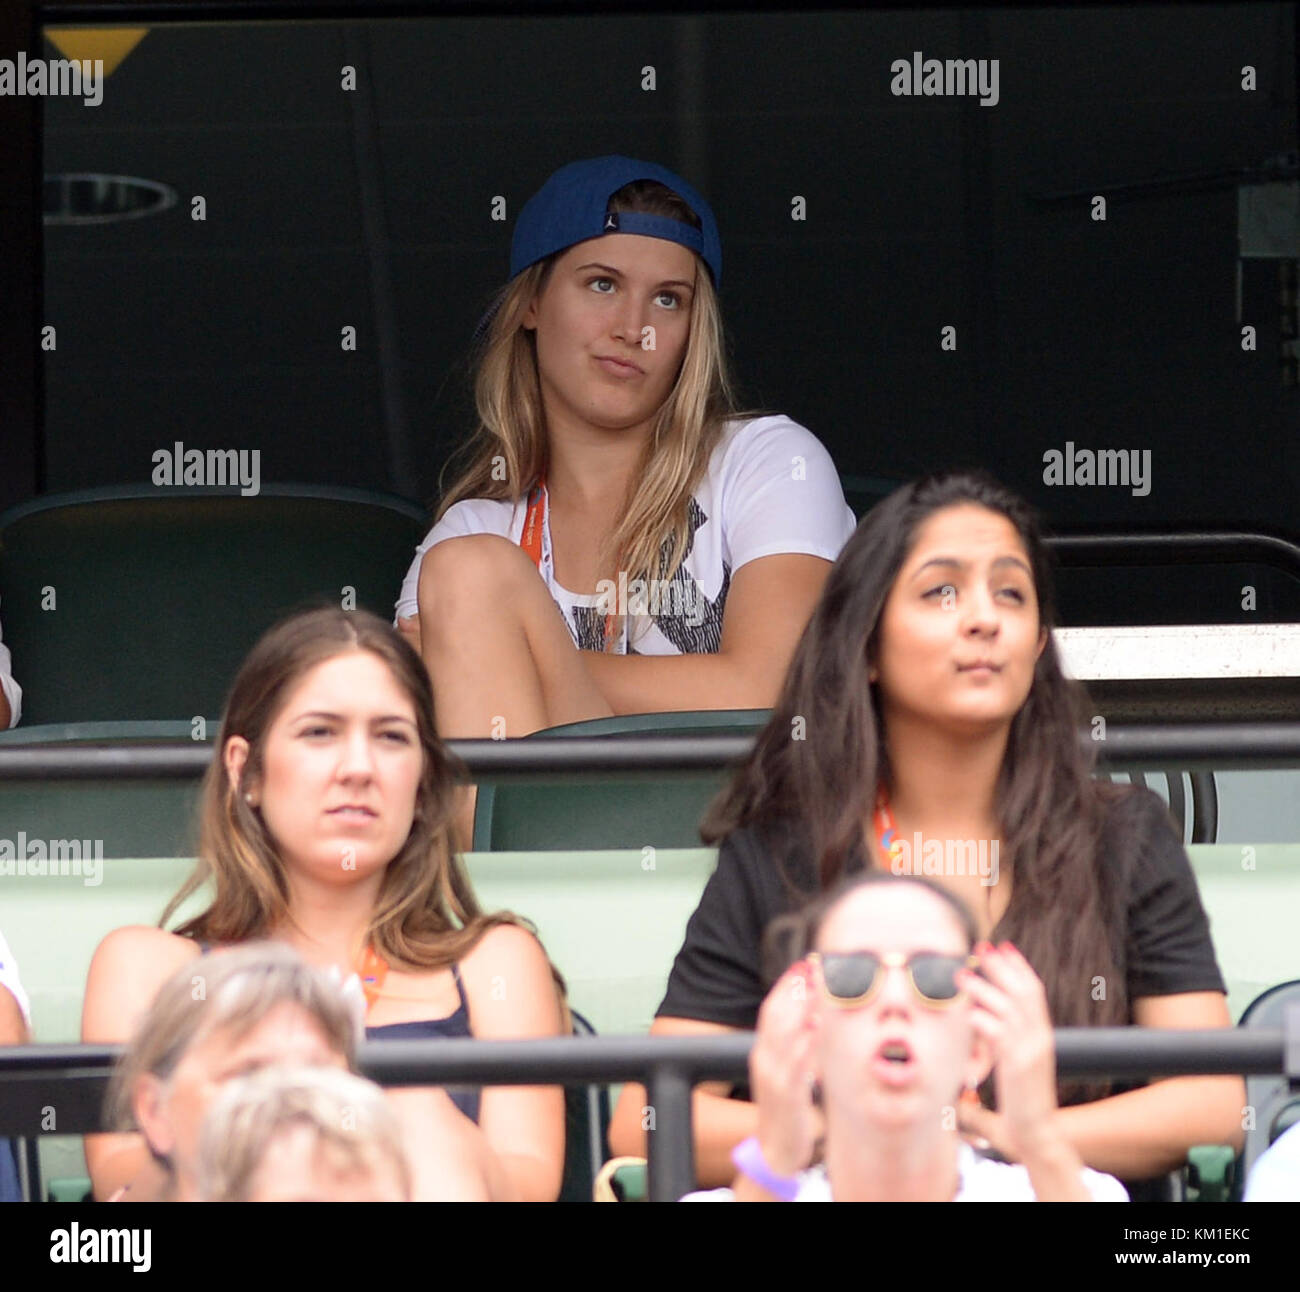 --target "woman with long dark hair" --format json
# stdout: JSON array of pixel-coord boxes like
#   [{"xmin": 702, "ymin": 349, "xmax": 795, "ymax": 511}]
[
  {"xmin": 610, "ymin": 470, "xmax": 1243, "ymax": 1187},
  {"xmin": 84, "ymin": 608, "xmax": 565, "ymax": 1201}
]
